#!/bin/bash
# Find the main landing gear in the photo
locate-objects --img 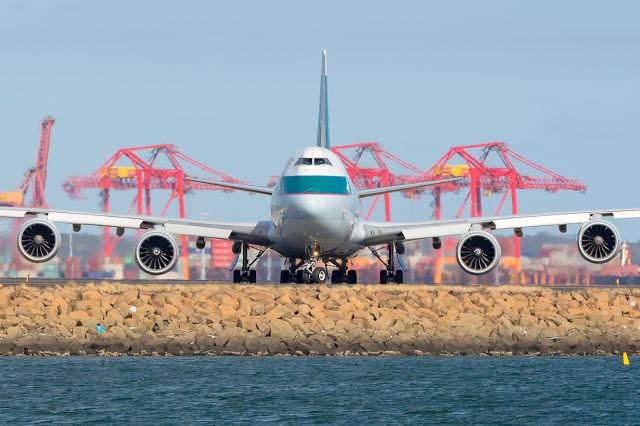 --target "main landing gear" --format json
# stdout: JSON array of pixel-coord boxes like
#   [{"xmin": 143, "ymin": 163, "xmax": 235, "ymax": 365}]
[
  {"xmin": 370, "ymin": 242, "xmax": 405, "ymax": 284},
  {"xmin": 232, "ymin": 242, "xmax": 267, "ymax": 283},
  {"xmin": 329, "ymin": 259, "xmax": 357, "ymax": 284}
]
